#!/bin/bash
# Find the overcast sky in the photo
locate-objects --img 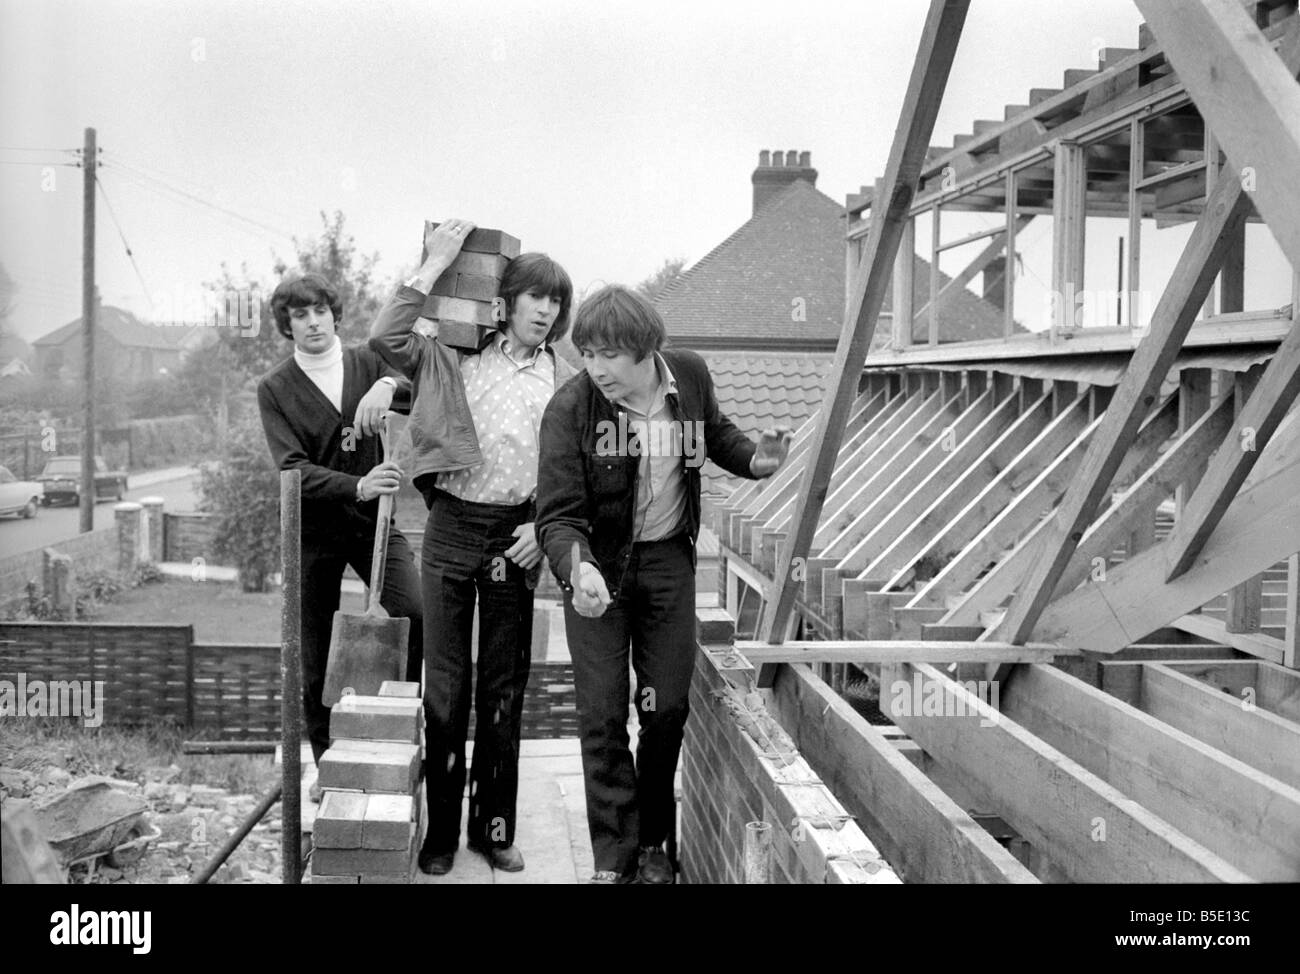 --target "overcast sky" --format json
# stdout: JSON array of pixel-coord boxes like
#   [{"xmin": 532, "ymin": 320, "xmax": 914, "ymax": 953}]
[{"xmin": 1, "ymin": 0, "xmax": 1168, "ymax": 339}]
